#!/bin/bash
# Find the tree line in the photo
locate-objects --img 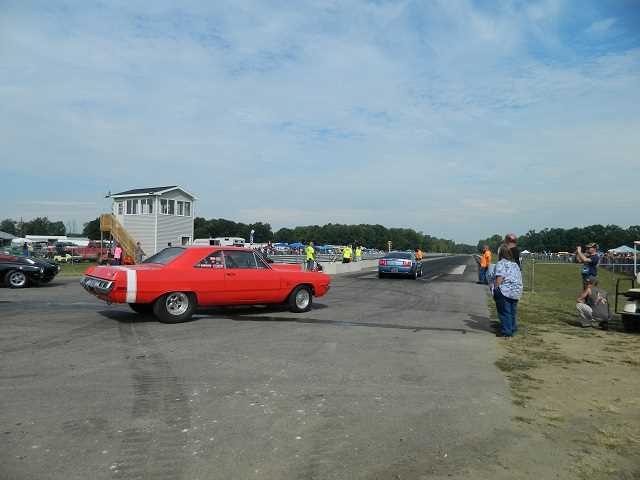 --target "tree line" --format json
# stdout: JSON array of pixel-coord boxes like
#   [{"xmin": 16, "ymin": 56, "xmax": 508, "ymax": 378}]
[
  {"xmin": 194, "ymin": 218, "xmax": 476, "ymax": 253},
  {"xmin": 477, "ymin": 225, "xmax": 640, "ymax": 253},
  {"xmin": 1, "ymin": 215, "xmax": 476, "ymax": 253},
  {"xmin": 1, "ymin": 218, "xmax": 66, "ymax": 237}
]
